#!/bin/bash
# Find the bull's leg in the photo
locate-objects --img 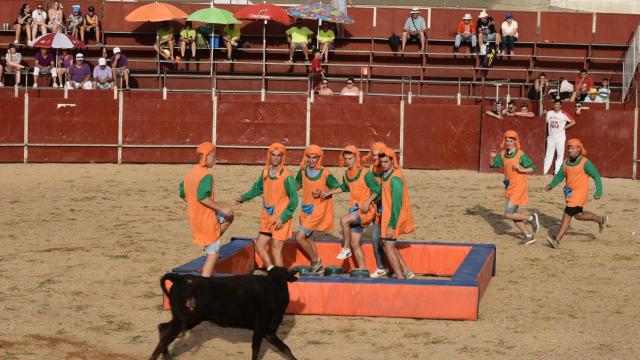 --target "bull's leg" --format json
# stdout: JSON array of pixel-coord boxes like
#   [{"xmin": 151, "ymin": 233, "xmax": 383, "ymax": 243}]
[
  {"xmin": 265, "ymin": 333, "xmax": 297, "ymax": 360},
  {"xmin": 251, "ymin": 325, "xmax": 268, "ymax": 360},
  {"xmin": 150, "ymin": 319, "xmax": 183, "ymax": 360}
]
